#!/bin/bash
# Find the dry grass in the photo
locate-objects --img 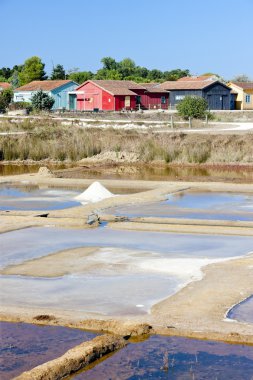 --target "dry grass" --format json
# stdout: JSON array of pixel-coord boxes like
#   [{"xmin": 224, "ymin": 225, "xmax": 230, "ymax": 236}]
[{"xmin": 1, "ymin": 119, "xmax": 253, "ymax": 164}]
